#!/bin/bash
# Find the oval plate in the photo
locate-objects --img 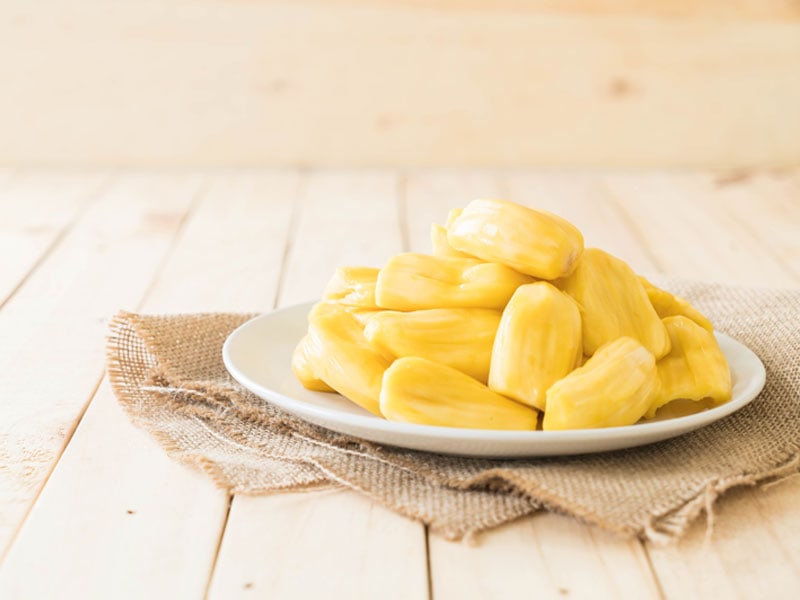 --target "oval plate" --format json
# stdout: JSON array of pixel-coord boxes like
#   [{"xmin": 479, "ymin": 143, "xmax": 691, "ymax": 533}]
[{"xmin": 222, "ymin": 302, "xmax": 766, "ymax": 457}]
